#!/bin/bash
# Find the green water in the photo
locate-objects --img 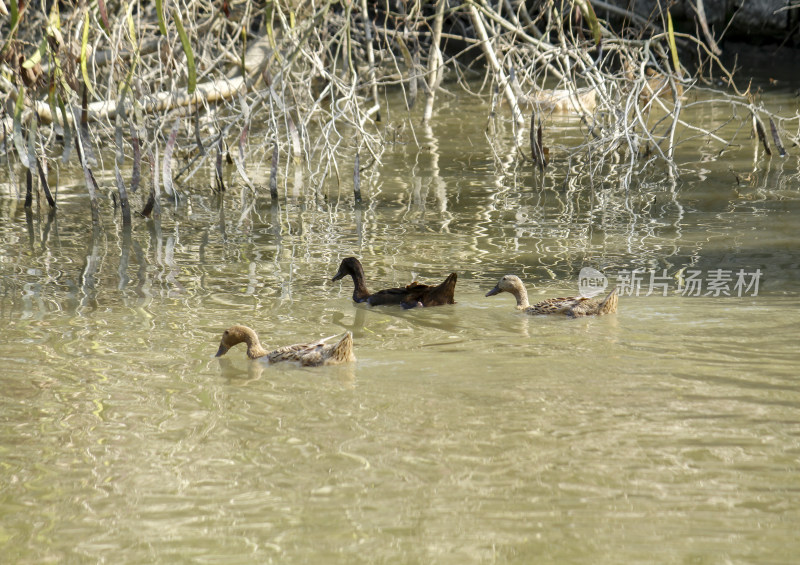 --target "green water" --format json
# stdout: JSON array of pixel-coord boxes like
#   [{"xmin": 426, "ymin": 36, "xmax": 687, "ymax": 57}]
[{"xmin": 1, "ymin": 84, "xmax": 799, "ymax": 563}]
